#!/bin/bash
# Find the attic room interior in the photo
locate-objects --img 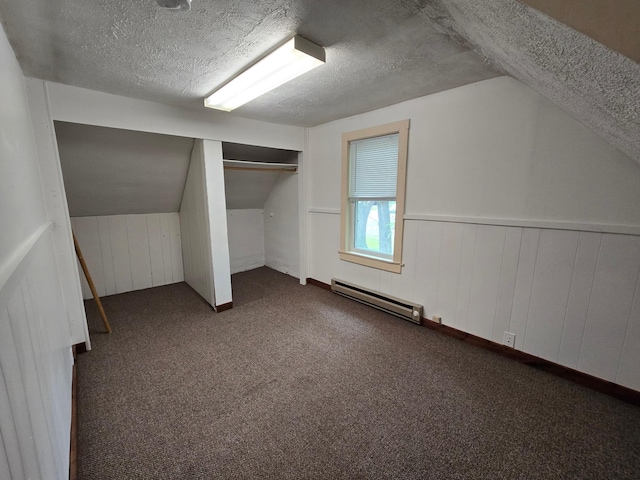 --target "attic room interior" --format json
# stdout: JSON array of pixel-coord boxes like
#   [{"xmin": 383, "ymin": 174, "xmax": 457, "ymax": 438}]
[{"xmin": 0, "ymin": 0, "xmax": 639, "ymax": 478}]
